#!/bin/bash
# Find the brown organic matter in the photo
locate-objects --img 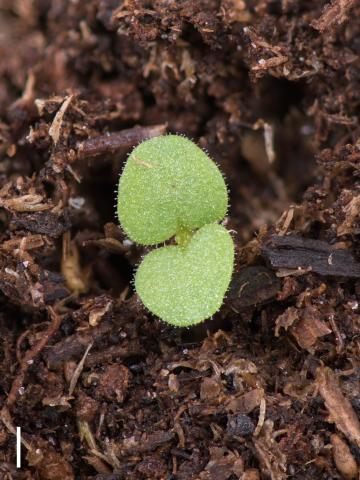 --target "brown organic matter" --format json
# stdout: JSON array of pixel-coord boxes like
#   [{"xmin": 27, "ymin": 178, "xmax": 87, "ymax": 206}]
[{"xmin": 0, "ymin": 1, "xmax": 360, "ymax": 479}]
